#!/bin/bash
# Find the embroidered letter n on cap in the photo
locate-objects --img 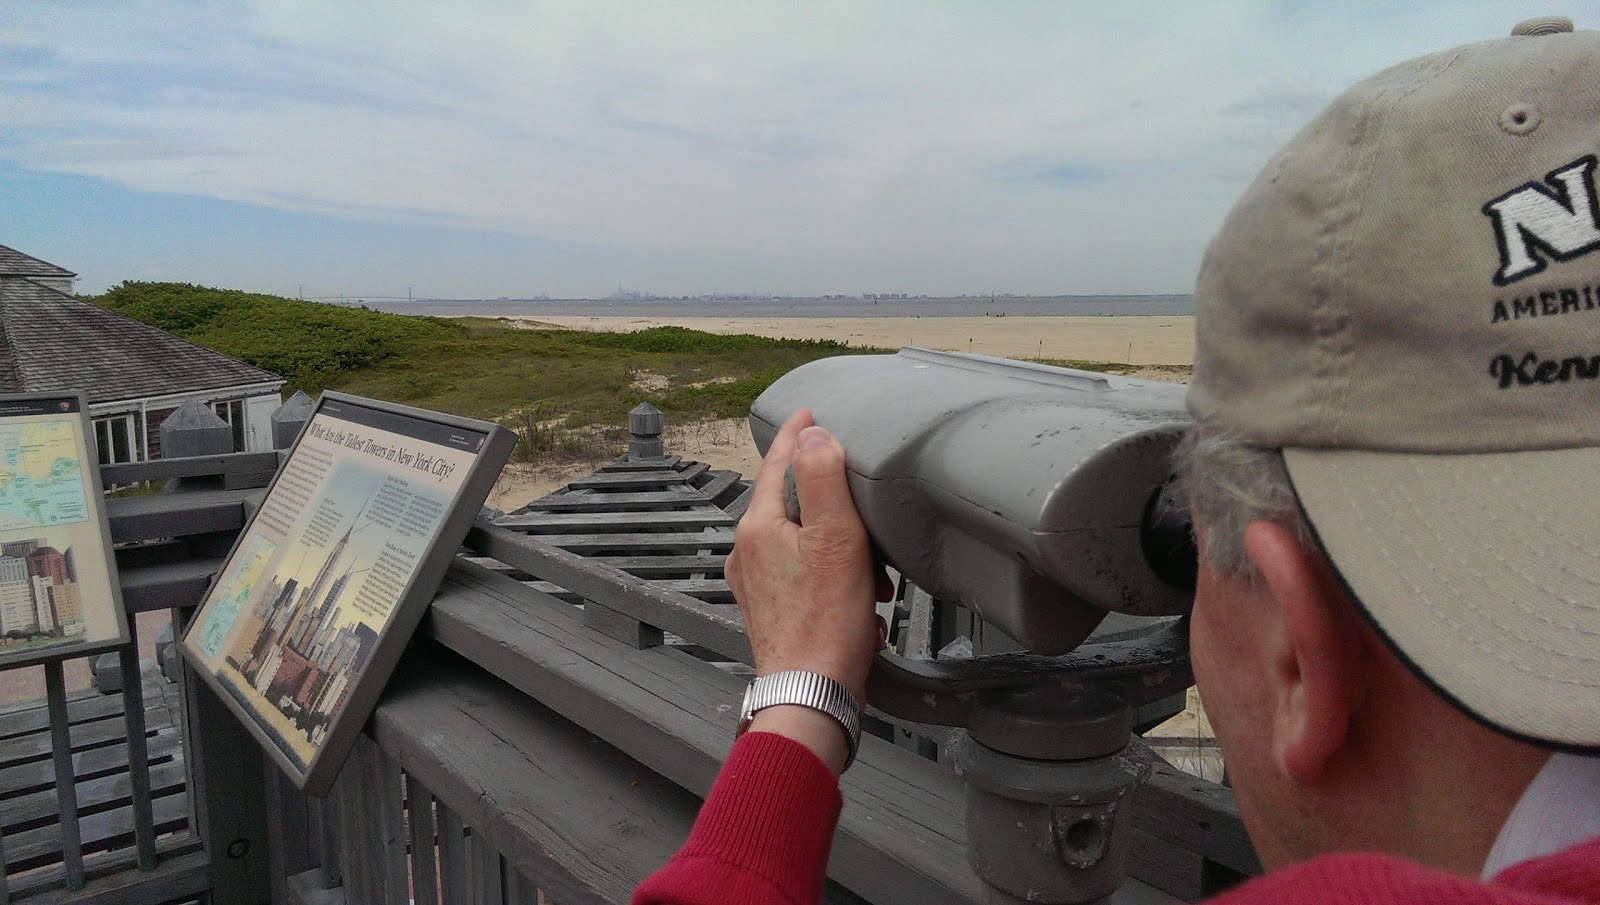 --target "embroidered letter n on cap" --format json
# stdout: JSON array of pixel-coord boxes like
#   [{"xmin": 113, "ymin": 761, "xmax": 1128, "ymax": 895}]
[{"xmin": 1483, "ymin": 155, "xmax": 1600, "ymax": 286}]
